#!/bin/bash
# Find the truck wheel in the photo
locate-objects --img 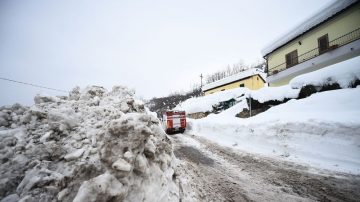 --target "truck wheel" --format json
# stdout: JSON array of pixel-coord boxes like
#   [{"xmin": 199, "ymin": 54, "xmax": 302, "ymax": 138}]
[{"xmin": 166, "ymin": 129, "xmax": 174, "ymax": 135}]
